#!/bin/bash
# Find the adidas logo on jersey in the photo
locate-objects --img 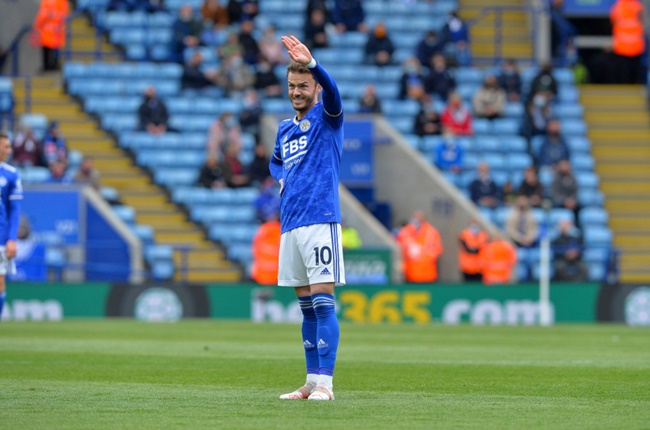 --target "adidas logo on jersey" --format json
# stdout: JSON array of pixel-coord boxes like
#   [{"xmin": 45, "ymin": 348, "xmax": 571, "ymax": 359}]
[
  {"xmin": 320, "ymin": 268, "xmax": 331, "ymax": 275},
  {"xmin": 318, "ymin": 339, "xmax": 328, "ymax": 349},
  {"xmin": 304, "ymin": 340, "xmax": 315, "ymax": 349}
]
